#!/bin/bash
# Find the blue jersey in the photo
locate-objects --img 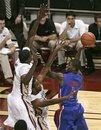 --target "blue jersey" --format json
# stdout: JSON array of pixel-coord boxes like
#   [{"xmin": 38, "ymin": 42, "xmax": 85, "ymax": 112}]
[{"xmin": 59, "ymin": 72, "xmax": 83, "ymax": 107}]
